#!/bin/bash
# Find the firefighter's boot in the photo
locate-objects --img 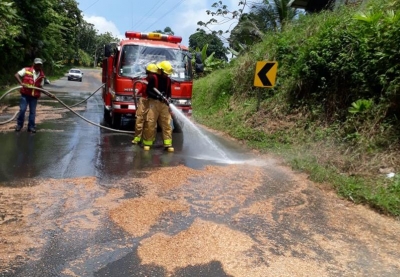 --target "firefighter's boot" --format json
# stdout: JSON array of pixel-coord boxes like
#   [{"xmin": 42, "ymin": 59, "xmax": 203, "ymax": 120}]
[
  {"xmin": 165, "ymin": 146, "xmax": 174, "ymax": 152},
  {"xmin": 132, "ymin": 136, "xmax": 141, "ymax": 145},
  {"xmin": 144, "ymin": 146, "xmax": 151, "ymax": 151}
]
